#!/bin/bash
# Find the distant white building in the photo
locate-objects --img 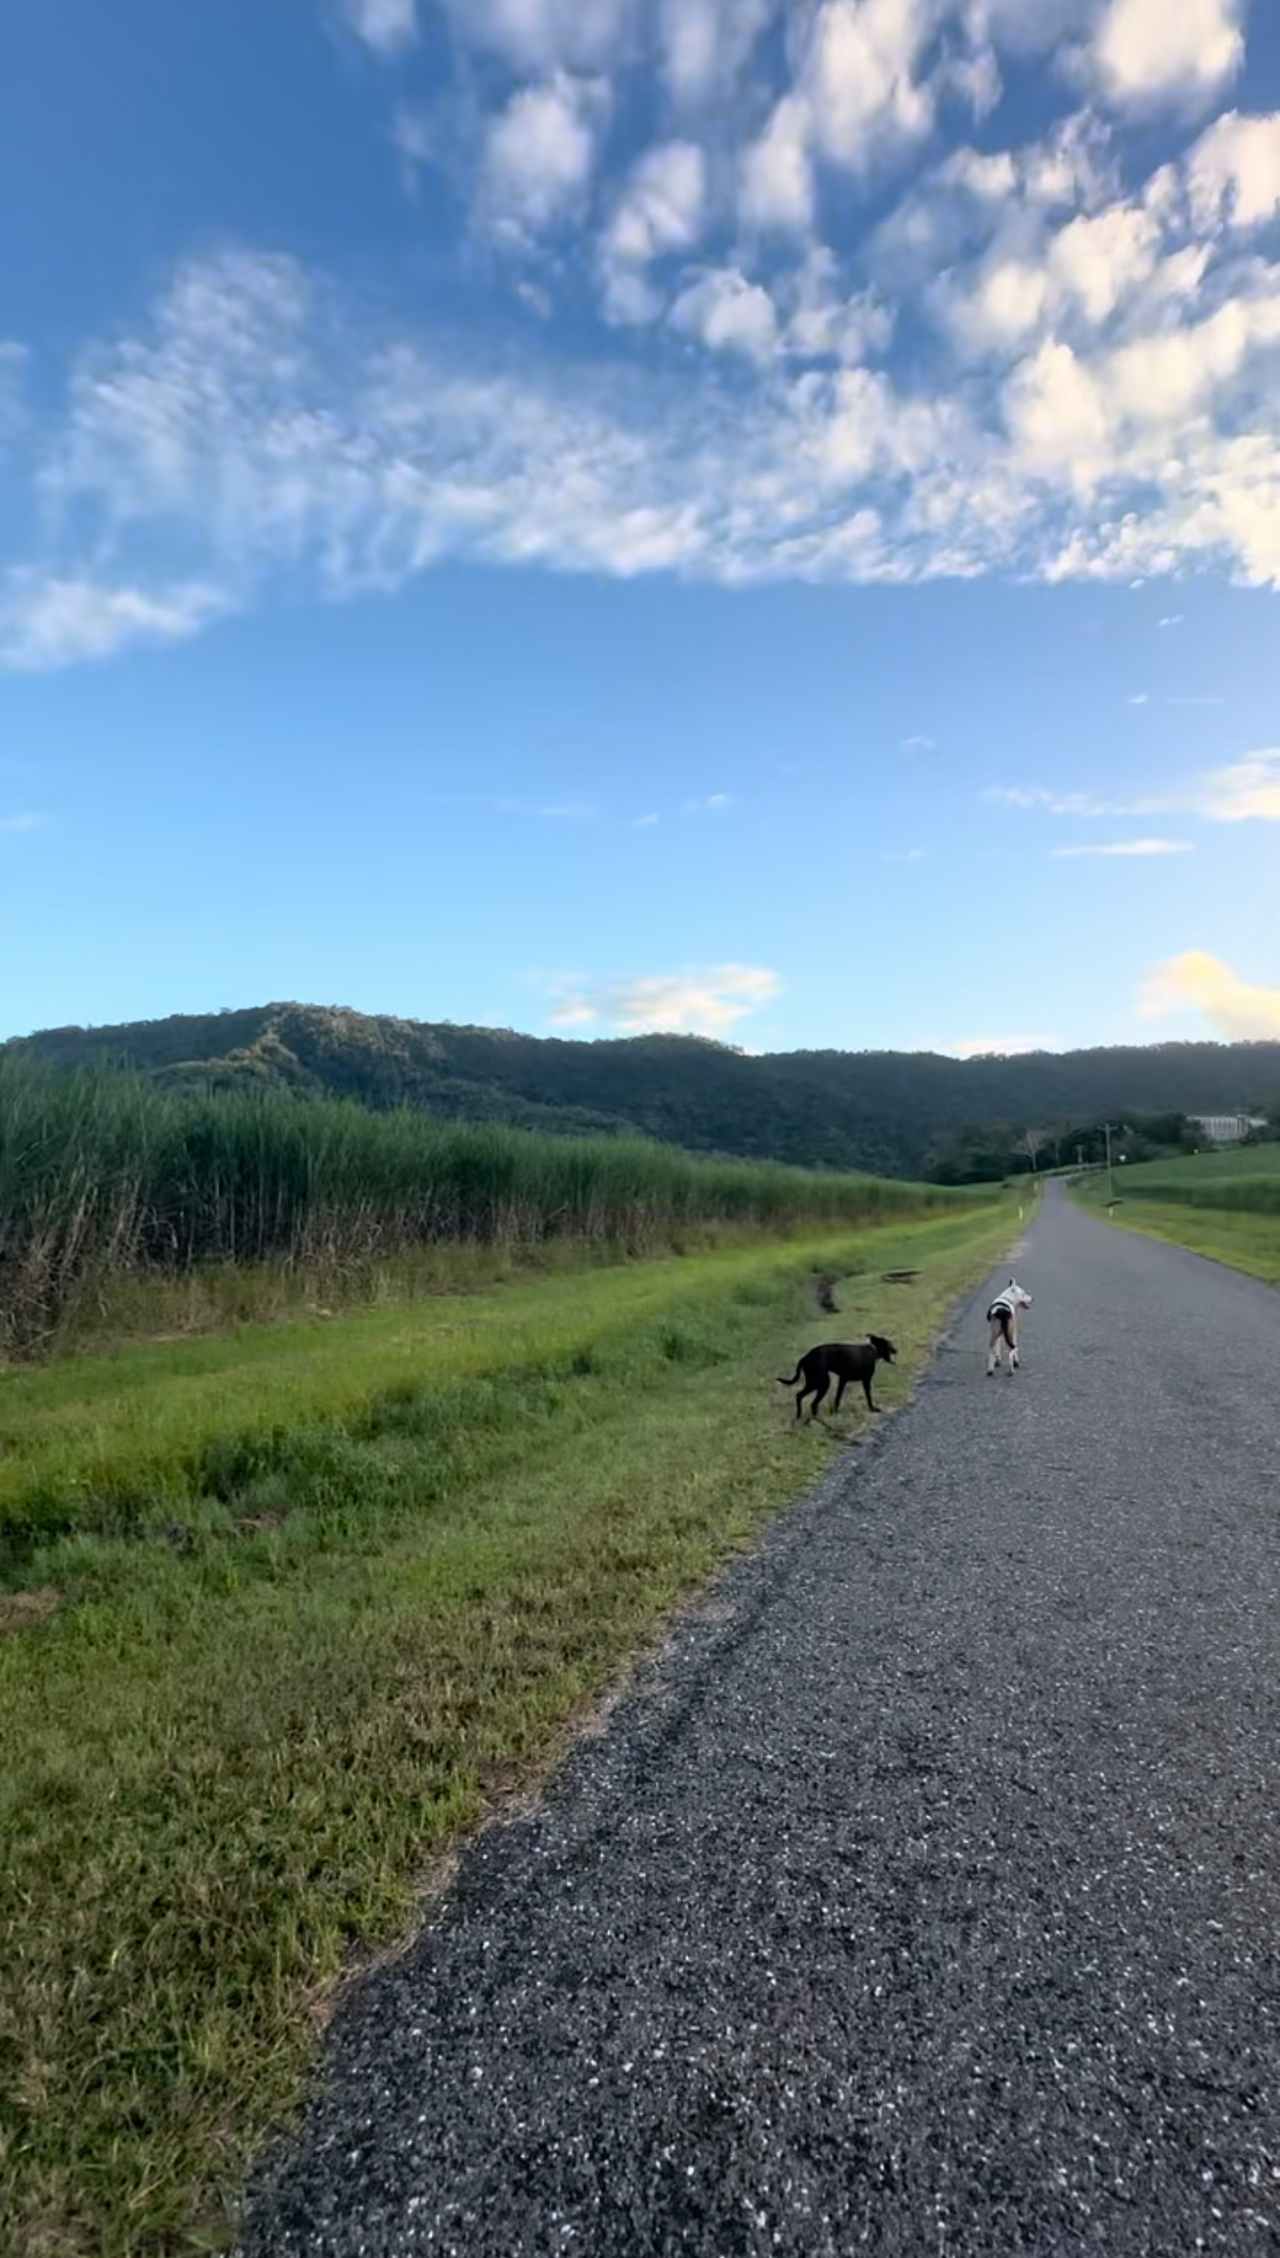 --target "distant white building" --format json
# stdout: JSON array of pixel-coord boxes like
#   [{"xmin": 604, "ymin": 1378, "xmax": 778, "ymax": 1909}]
[{"xmin": 1187, "ymin": 1113, "xmax": 1268, "ymax": 1145}]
